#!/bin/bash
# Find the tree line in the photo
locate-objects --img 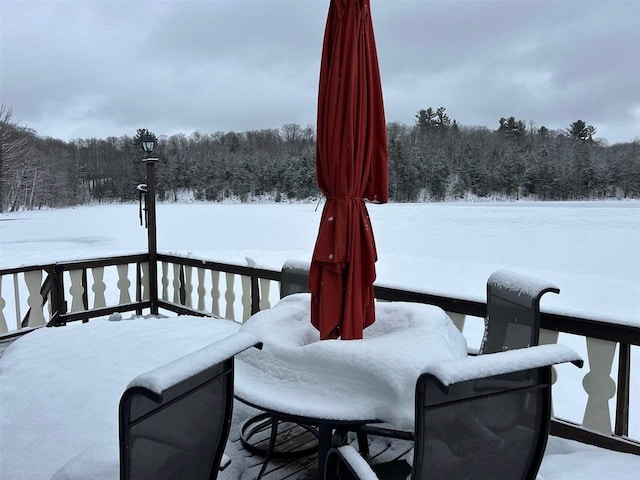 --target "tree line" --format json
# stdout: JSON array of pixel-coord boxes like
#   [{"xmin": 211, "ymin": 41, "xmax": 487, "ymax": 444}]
[{"xmin": 1, "ymin": 104, "xmax": 638, "ymax": 212}]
